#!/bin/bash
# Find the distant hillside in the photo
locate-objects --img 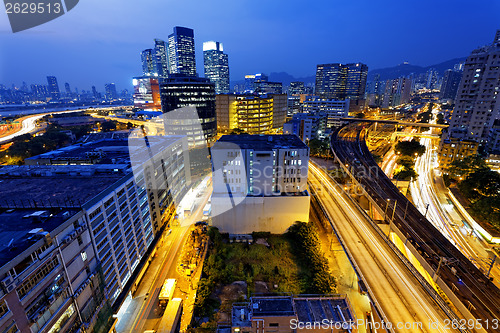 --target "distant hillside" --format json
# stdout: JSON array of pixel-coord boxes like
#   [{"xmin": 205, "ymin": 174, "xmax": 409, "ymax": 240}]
[{"xmin": 368, "ymin": 57, "xmax": 467, "ymax": 81}]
